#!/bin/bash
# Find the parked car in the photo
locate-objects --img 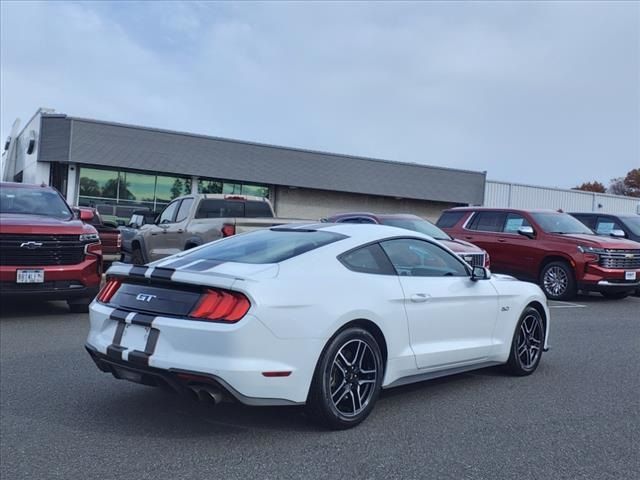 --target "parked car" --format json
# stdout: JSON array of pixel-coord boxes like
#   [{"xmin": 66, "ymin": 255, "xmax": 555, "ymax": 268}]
[
  {"xmin": 118, "ymin": 210, "xmax": 158, "ymax": 263},
  {"xmin": 79, "ymin": 207, "xmax": 122, "ymax": 267},
  {"xmin": 0, "ymin": 182, "xmax": 102, "ymax": 312},
  {"xmin": 324, "ymin": 212, "xmax": 489, "ymax": 268},
  {"xmin": 129, "ymin": 194, "xmax": 304, "ymax": 264},
  {"xmin": 86, "ymin": 223, "xmax": 549, "ymax": 429},
  {"xmin": 436, "ymin": 207, "xmax": 640, "ymax": 300},
  {"xmin": 569, "ymin": 212, "xmax": 640, "ymax": 243}
]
